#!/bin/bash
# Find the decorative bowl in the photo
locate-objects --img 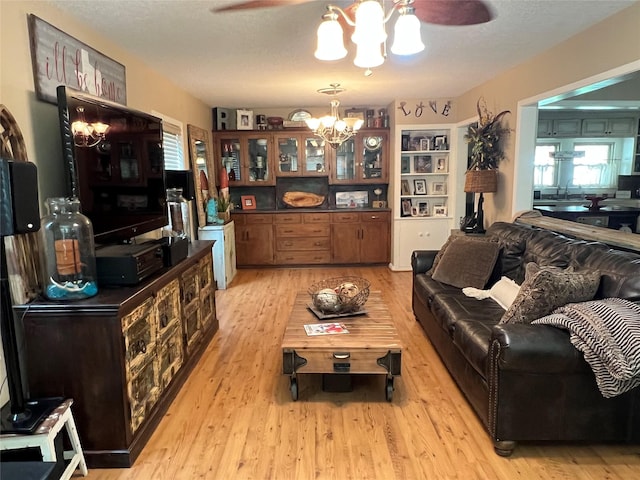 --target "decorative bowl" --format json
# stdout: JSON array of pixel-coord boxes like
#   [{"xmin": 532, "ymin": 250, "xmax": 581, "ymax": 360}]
[{"xmin": 308, "ymin": 277, "xmax": 370, "ymax": 315}]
